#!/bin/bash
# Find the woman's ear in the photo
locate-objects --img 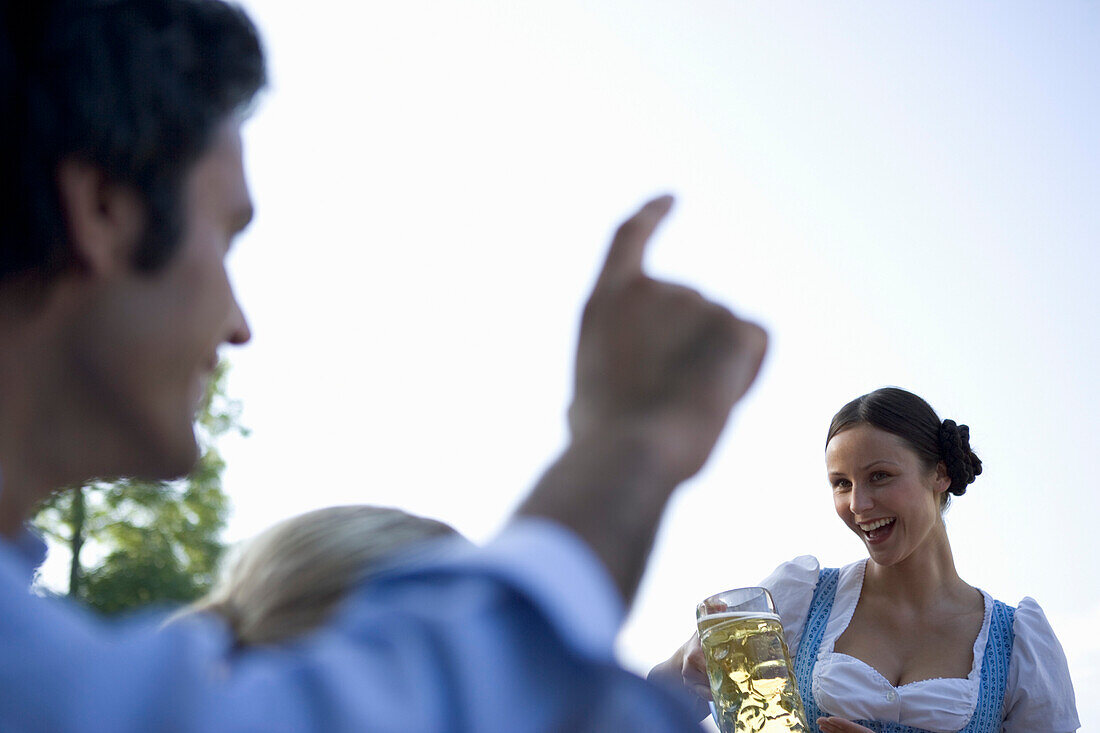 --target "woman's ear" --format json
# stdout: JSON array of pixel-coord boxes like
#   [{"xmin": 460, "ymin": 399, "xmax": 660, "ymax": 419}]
[{"xmin": 933, "ymin": 460, "xmax": 951, "ymax": 495}]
